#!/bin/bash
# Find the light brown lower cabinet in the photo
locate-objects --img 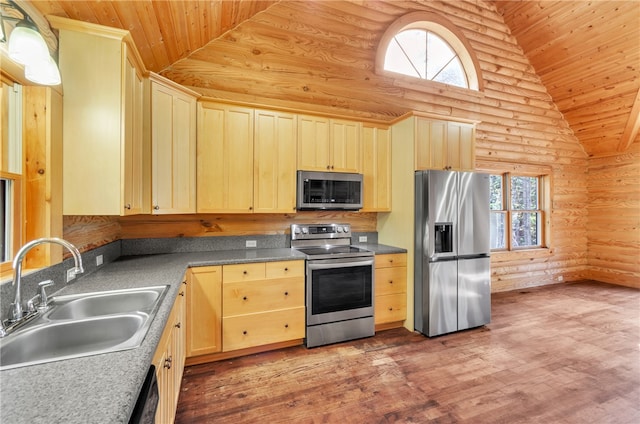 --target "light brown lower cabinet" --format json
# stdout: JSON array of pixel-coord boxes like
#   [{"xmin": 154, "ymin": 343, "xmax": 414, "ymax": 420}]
[
  {"xmin": 222, "ymin": 260, "xmax": 305, "ymax": 351},
  {"xmin": 374, "ymin": 253, "xmax": 407, "ymax": 329},
  {"xmin": 185, "ymin": 260, "xmax": 305, "ymax": 364},
  {"xmin": 152, "ymin": 282, "xmax": 186, "ymax": 424}
]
